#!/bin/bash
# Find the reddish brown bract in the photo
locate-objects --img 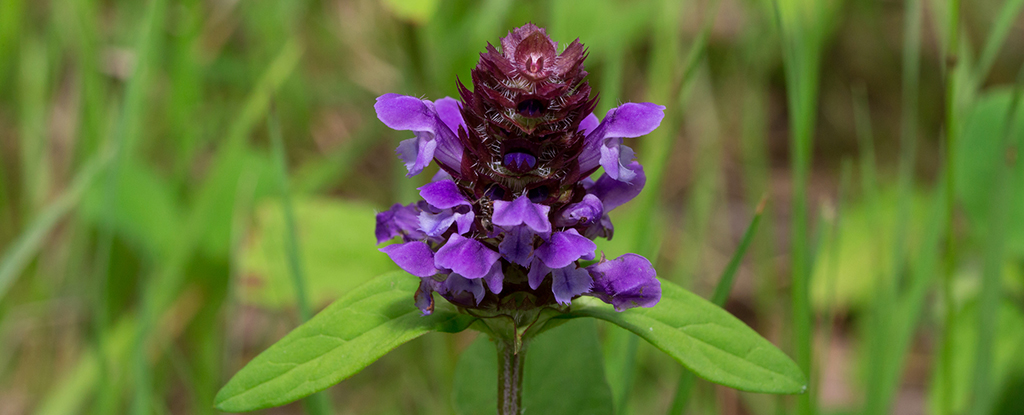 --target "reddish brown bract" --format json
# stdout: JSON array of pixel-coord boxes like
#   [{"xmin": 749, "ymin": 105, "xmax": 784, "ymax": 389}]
[{"xmin": 456, "ymin": 24, "xmax": 599, "ymax": 205}]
